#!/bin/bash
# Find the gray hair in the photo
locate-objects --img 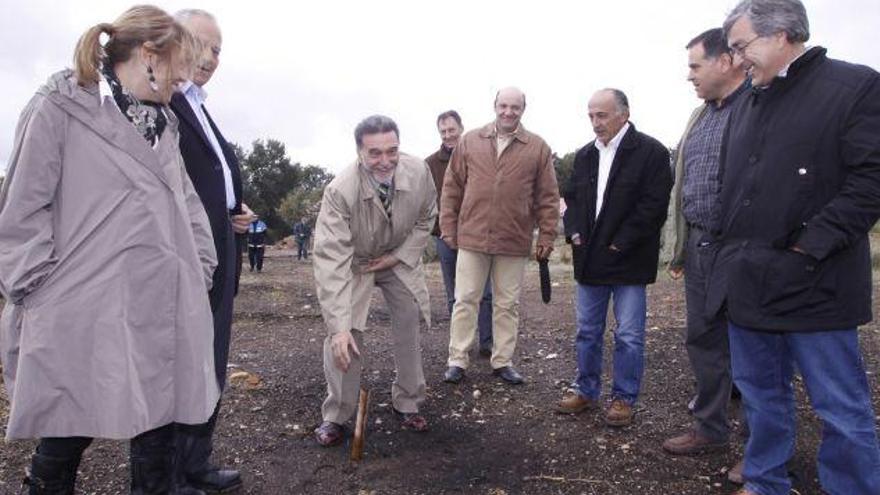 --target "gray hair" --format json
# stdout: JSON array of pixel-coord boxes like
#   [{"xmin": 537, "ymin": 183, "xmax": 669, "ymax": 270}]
[
  {"xmin": 601, "ymin": 88, "xmax": 630, "ymax": 115},
  {"xmin": 174, "ymin": 8, "xmax": 216, "ymax": 23},
  {"xmin": 354, "ymin": 115, "xmax": 399, "ymax": 148},
  {"xmin": 723, "ymin": 0, "xmax": 809, "ymax": 43}
]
